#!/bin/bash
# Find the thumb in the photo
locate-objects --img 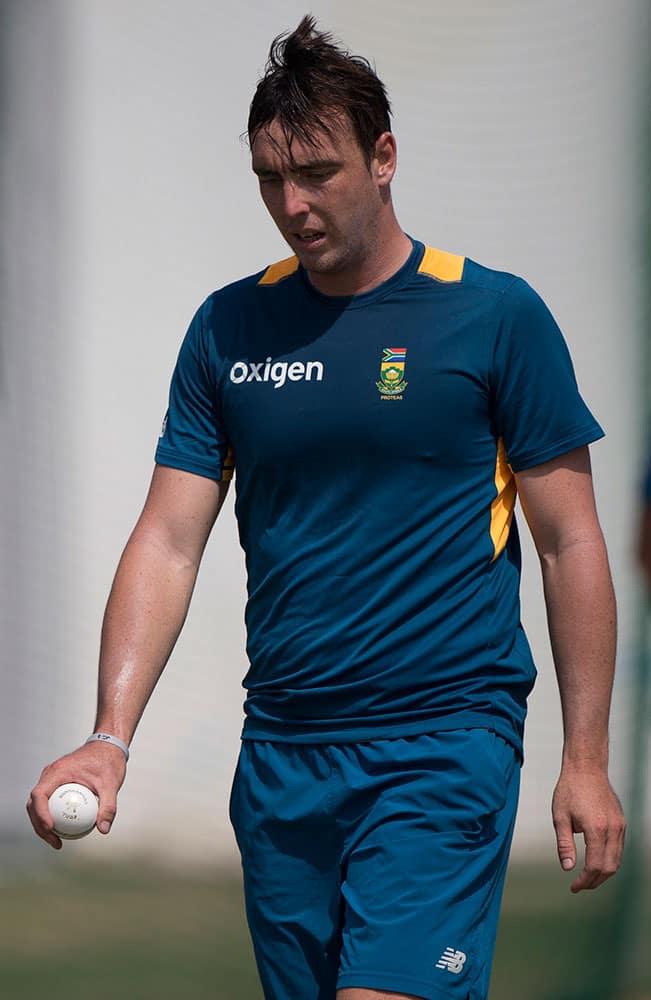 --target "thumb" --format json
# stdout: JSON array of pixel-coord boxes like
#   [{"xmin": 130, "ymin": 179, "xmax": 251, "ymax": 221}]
[
  {"xmin": 97, "ymin": 795, "xmax": 117, "ymax": 835},
  {"xmin": 554, "ymin": 814, "xmax": 576, "ymax": 871}
]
